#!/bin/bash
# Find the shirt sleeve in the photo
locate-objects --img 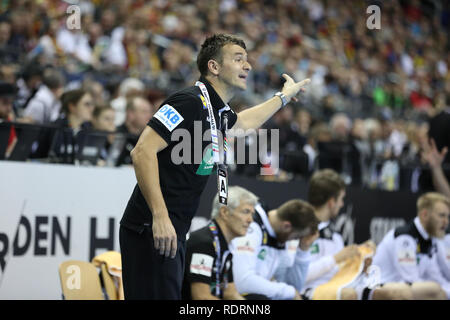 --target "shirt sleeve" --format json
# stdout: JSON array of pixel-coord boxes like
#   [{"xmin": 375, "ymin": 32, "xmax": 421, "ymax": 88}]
[
  {"xmin": 24, "ymin": 99, "xmax": 45, "ymax": 123},
  {"xmin": 221, "ymin": 109, "xmax": 237, "ymax": 130},
  {"xmin": 305, "ymin": 233, "xmax": 343, "ymax": 284},
  {"xmin": 275, "ymin": 248, "xmax": 312, "ymax": 293},
  {"xmin": 230, "ymin": 223, "xmax": 296, "ymax": 300},
  {"xmin": 436, "ymin": 237, "xmax": 450, "ymax": 282},
  {"xmin": 185, "ymin": 238, "xmax": 216, "ymax": 286},
  {"xmin": 425, "ymin": 250, "xmax": 450, "ymax": 299},
  {"xmin": 305, "ymin": 255, "xmax": 338, "ymax": 284},
  {"xmin": 148, "ymin": 93, "xmax": 201, "ymax": 145},
  {"xmin": 391, "ymin": 234, "xmax": 421, "ymax": 283}
]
